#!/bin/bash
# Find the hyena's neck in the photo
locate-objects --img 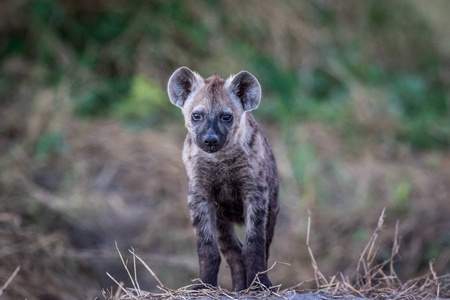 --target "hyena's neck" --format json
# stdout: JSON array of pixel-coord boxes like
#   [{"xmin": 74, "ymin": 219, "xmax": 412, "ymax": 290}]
[
  {"xmin": 232, "ymin": 112, "xmax": 251, "ymax": 145},
  {"xmin": 235, "ymin": 113, "xmax": 262, "ymax": 153}
]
